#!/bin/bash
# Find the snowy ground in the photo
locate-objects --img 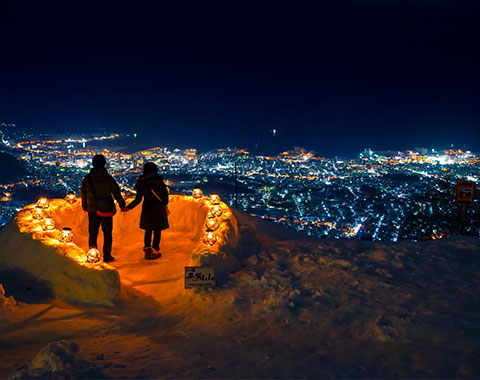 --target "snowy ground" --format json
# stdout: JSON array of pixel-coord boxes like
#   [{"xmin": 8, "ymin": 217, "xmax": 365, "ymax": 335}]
[{"xmin": 1, "ymin": 205, "xmax": 480, "ymax": 379}]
